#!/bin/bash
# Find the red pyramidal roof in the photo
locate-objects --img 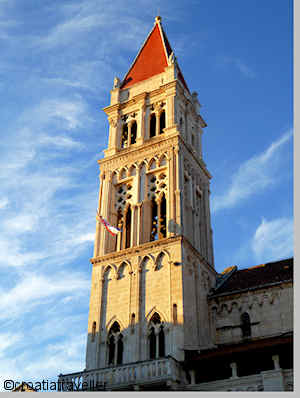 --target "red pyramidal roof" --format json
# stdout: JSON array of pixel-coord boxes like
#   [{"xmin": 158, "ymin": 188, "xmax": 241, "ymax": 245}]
[{"xmin": 121, "ymin": 17, "xmax": 189, "ymax": 92}]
